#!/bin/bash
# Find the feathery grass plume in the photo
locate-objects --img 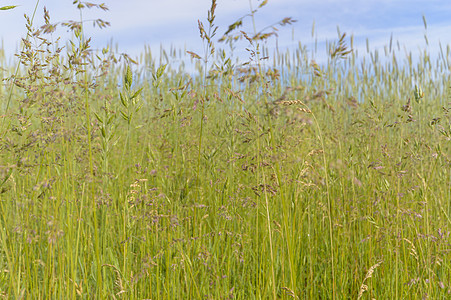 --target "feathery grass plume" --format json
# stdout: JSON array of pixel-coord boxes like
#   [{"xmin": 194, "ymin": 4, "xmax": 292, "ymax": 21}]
[
  {"xmin": 310, "ymin": 60, "xmax": 323, "ymax": 77},
  {"xmin": 219, "ymin": 1, "xmax": 296, "ymax": 44},
  {"xmin": 119, "ymin": 65, "xmax": 144, "ymax": 126},
  {"xmin": 5, "ymin": 6, "xmax": 106, "ymax": 159},
  {"xmin": 190, "ymin": 0, "xmax": 218, "ymax": 204},
  {"xmin": 1, "ymin": 1, "xmax": 40, "ymax": 132},
  {"xmin": 102, "ymin": 264, "xmax": 127, "ymax": 297},
  {"xmin": 403, "ymin": 238, "xmax": 419, "ymax": 261},
  {"xmin": 357, "ymin": 261, "xmax": 383, "ymax": 299},
  {"xmin": 330, "ymin": 32, "xmax": 353, "ymax": 60},
  {"xmin": 279, "ymin": 100, "xmax": 305, "ymax": 106},
  {"xmin": 189, "ymin": 0, "xmax": 217, "ymax": 64},
  {"xmin": 40, "ymin": 1, "xmax": 109, "ymax": 34}
]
